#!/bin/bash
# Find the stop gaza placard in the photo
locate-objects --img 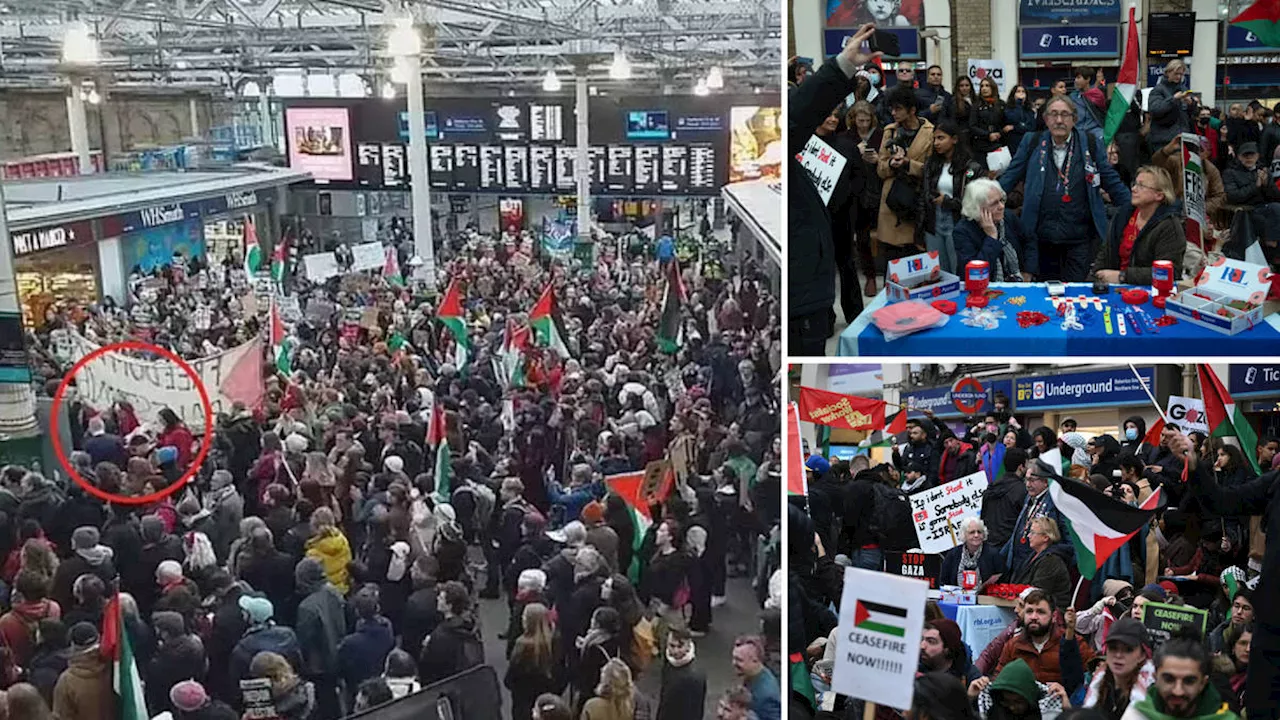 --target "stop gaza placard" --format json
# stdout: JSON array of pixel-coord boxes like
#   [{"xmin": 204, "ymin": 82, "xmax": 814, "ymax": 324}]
[
  {"xmin": 1165, "ymin": 395, "xmax": 1208, "ymax": 434},
  {"xmin": 832, "ymin": 567, "xmax": 929, "ymax": 709}
]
